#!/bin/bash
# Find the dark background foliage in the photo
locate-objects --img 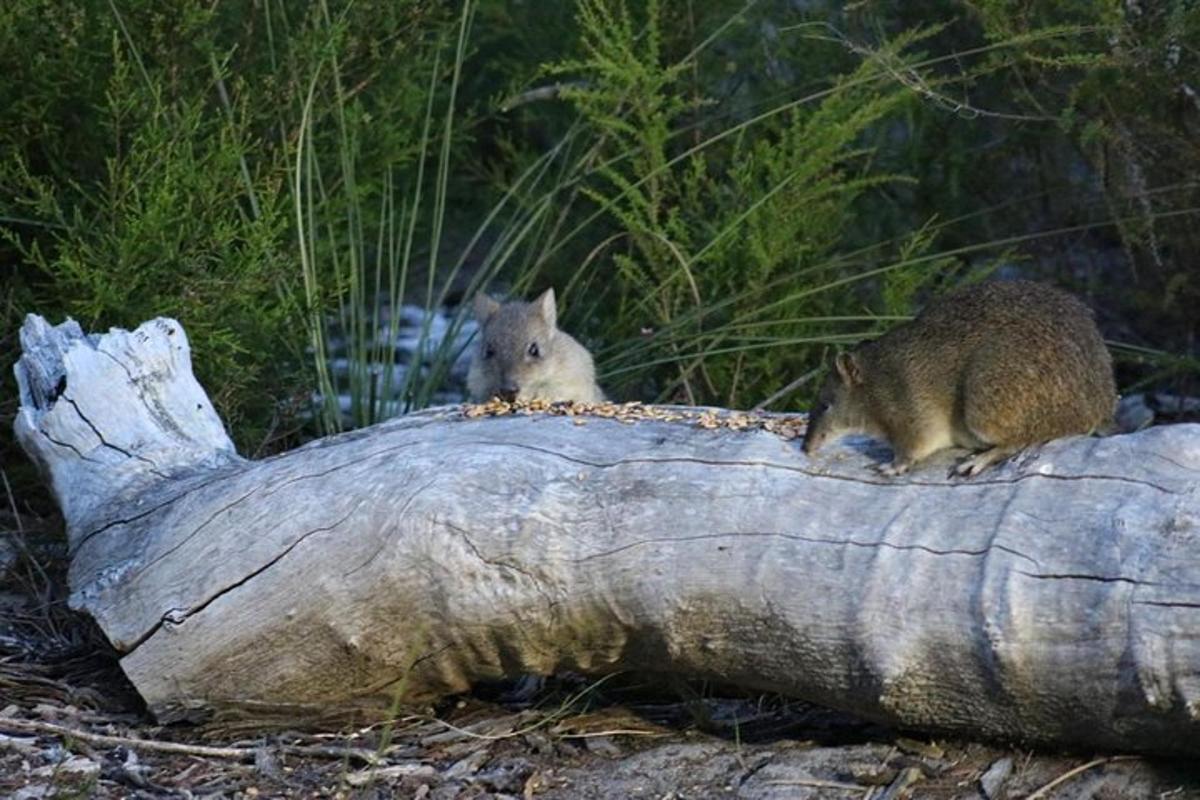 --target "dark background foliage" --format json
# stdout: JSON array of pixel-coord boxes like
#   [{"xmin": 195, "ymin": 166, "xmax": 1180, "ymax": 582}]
[{"xmin": 2, "ymin": 0, "xmax": 1198, "ymax": 505}]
